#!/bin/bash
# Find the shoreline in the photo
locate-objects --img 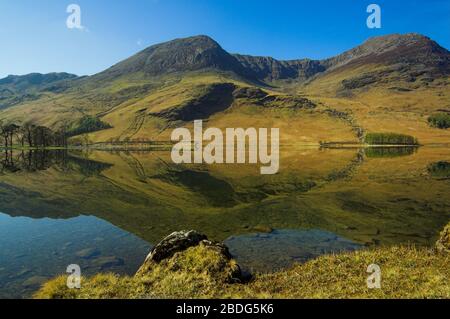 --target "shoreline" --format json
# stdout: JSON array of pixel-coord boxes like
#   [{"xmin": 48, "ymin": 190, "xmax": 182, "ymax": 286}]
[
  {"xmin": 1, "ymin": 143, "xmax": 449, "ymax": 152},
  {"xmin": 35, "ymin": 224, "xmax": 450, "ymax": 299}
]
